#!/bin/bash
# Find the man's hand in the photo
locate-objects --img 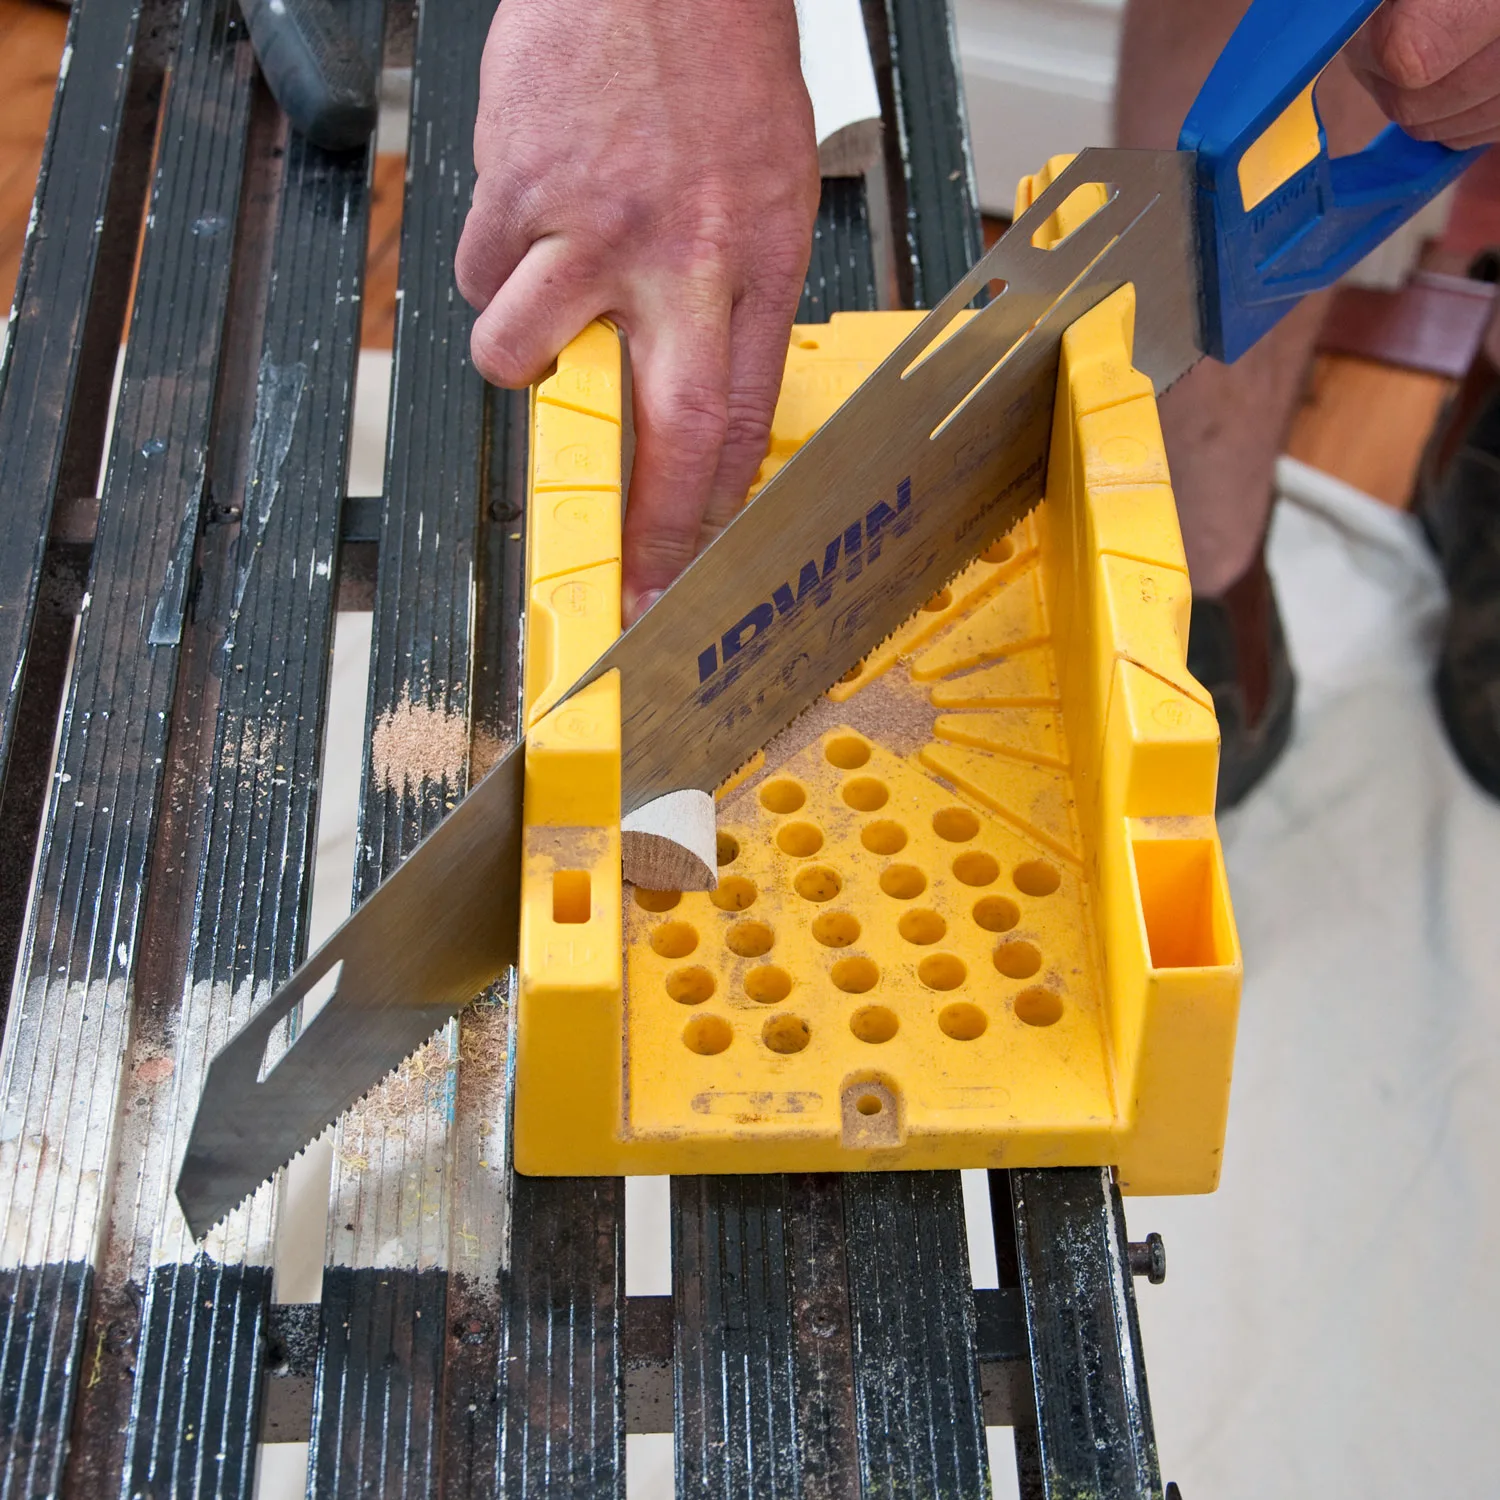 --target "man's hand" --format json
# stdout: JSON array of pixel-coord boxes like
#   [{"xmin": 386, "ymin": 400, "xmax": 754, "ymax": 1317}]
[
  {"xmin": 1348, "ymin": 0, "xmax": 1500, "ymax": 149},
  {"xmin": 456, "ymin": 0, "xmax": 820, "ymax": 622}
]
